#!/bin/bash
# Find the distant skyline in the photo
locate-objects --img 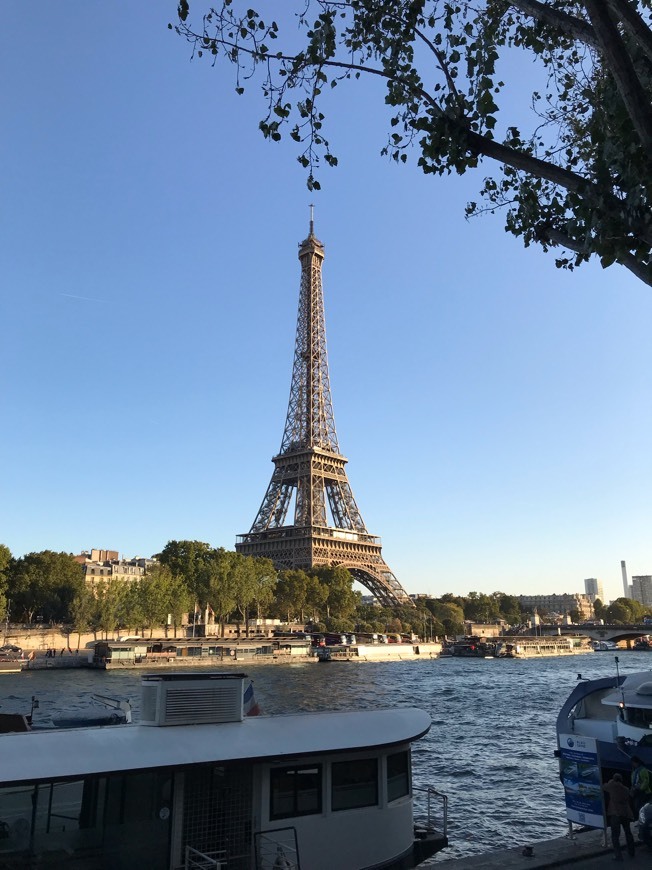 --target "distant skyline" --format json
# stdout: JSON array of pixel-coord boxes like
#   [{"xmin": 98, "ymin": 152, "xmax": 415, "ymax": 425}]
[{"xmin": 2, "ymin": 4, "xmax": 651, "ymax": 605}]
